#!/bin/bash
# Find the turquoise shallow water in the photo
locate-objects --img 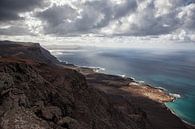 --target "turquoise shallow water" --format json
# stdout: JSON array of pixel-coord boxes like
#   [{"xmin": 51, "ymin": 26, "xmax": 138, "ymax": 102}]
[{"xmin": 51, "ymin": 47, "xmax": 195, "ymax": 125}]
